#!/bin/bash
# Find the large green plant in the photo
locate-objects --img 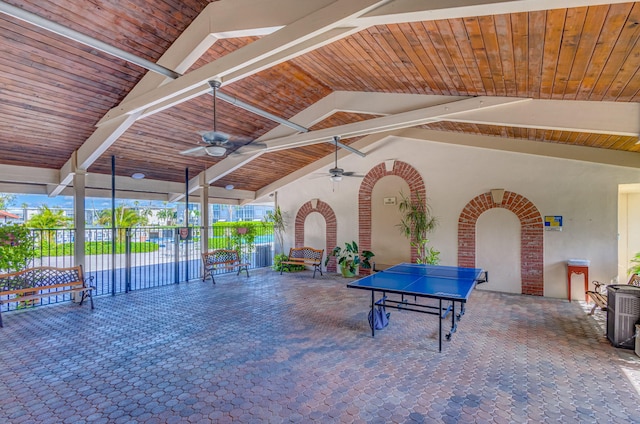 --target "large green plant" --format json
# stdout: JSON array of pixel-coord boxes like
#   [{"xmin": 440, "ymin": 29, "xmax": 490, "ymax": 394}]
[
  {"xmin": 272, "ymin": 252, "xmax": 304, "ymax": 272},
  {"xmin": 0, "ymin": 224, "xmax": 35, "ymax": 272},
  {"xmin": 397, "ymin": 191, "xmax": 440, "ymax": 265},
  {"xmin": 629, "ymin": 252, "xmax": 640, "ymax": 276},
  {"xmin": 263, "ymin": 206, "xmax": 286, "ymax": 254},
  {"xmin": 325, "ymin": 241, "xmax": 374, "ymax": 276}
]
